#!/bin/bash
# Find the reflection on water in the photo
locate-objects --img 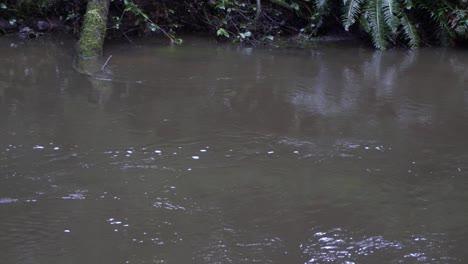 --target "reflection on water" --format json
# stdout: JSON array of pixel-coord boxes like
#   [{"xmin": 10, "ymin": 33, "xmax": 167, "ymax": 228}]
[
  {"xmin": 302, "ymin": 228, "xmax": 456, "ymax": 263},
  {"xmin": 1, "ymin": 35, "xmax": 468, "ymax": 263}
]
